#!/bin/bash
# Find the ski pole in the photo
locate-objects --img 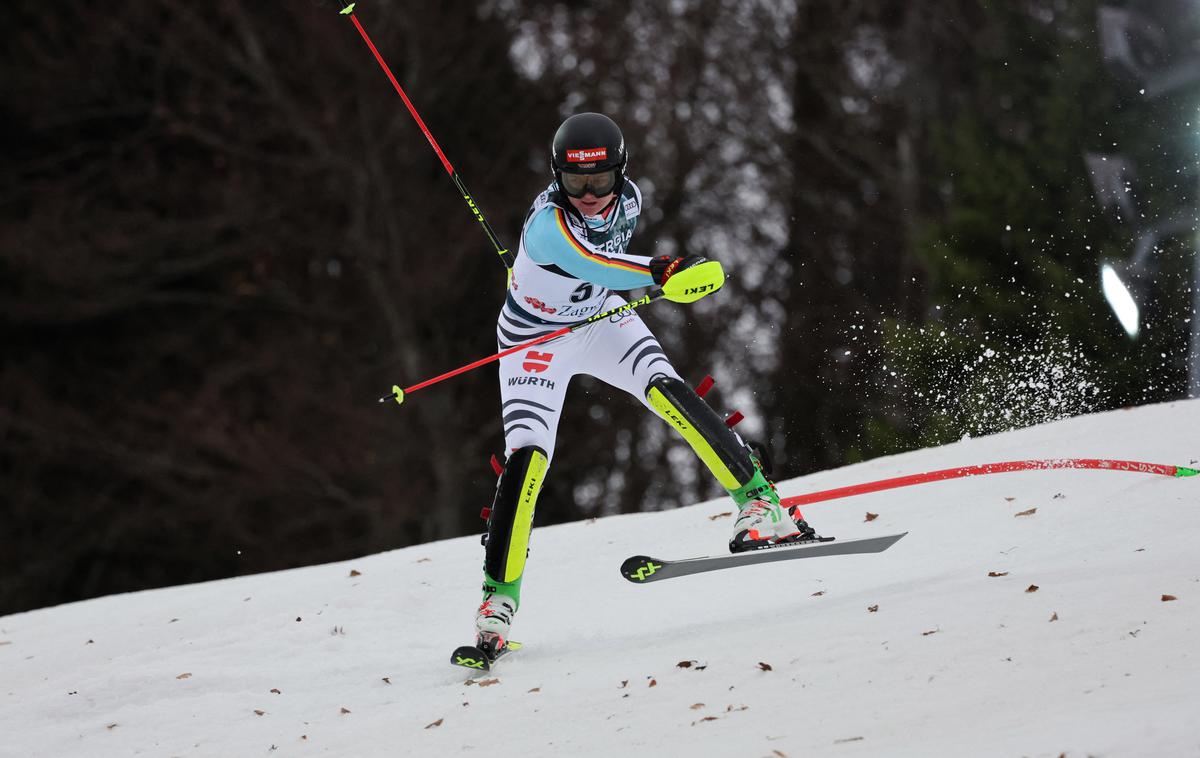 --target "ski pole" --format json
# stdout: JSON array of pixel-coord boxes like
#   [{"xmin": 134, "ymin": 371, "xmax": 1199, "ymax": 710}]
[
  {"xmin": 379, "ymin": 290, "xmax": 667, "ymax": 405},
  {"xmin": 338, "ymin": 3, "xmax": 514, "ymax": 269}
]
